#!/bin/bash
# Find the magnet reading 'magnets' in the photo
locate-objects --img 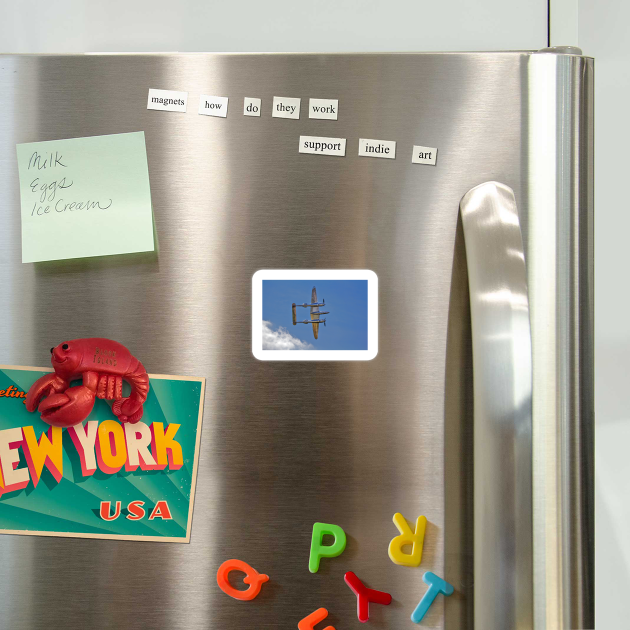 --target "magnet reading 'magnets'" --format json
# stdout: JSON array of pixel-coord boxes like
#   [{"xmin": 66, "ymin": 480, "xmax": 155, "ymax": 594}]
[{"xmin": 25, "ymin": 338, "xmax": 149, "ymax": 428}]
